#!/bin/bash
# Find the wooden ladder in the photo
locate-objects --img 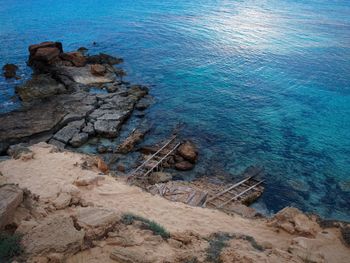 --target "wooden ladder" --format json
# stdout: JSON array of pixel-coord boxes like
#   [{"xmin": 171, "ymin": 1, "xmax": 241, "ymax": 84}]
[
  {"xmin": 204, "ymin": 176, "xmax": 264, "ymax": 209},
  {"xmin": 127, "ymin": 136, "xmax": 180, "ymax": 184}
]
